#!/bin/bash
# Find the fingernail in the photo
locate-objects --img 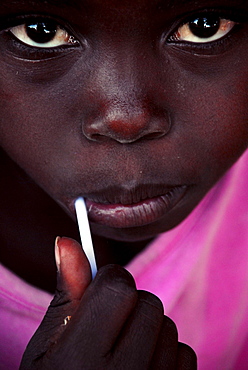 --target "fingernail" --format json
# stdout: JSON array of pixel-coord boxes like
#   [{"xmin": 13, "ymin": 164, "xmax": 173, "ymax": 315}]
[{"xmin": 55, "ymin": 236, "xmax": 61, "ymax": 271}]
